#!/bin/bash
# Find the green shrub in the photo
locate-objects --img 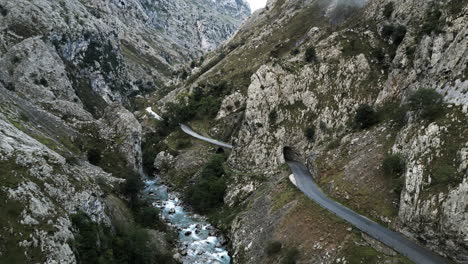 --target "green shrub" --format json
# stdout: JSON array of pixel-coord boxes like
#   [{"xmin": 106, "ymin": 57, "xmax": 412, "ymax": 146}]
[
  {"xmin": 408, "ymin": 88, "xmax": 443, "ymax": 121},
  {"xmin": 354, "ymin": 104, "xmax": 379, "ymax": 129},
  {"xmin": 71, "ymin": 211, "xmax": 171, "ymax": 264},
  {"xmin": 175, "ymin": 138, "xmax": 192, "ymax": 150},
  {"xmin": 71, "ymin": 209, "xmax": 173, "ymax": 262},
  {"xmin": 372, "ymin": 48, "xmax": 386, "ymax": 63},
  {"xmin": 392, "ymin": 25, "xmax": 407, "ymax": 46},
  {"xmin": 391, "ymin": 105, "xmax": 408, "ymax": 128},
  {"xmin": 406, "ymin": 46, "xmax": 415, "ymax": 57},
  {"xmin": 304, "ymin": 127, "xmax": 315, "ymax": 141},
  {"xmin": 0, "ymin": 4, "xmax": 8, "ymax": 16},
  {"xmin": 432, "ymin": 165, "xmax": 457, "ymax": 185},
  {"xmin": 185, "ymin": 176, "xmax": 226, "ymax": 213},
  {"xmin": 190, "ymin": 60, "xmax": 196, "ymax": 68},
  {"xmin": 161, "ymin": 83, "xmax": 225, "ymax": 129},
  {"xmin": 290, "ymin": 48, "xmax": 300, "ymax": 55},
  {"xmin": 87, "ymin": 148, "xmax": 101, "ymax": 165},
  {"xmin": 394, "ymin": 176, "xmax": 404, "ymax": 194},
  {"xmin": 200, "ymin": 154, "xmax": 225, "ymax": 178},
  {"xmin": 196, "ymin": 96, "xmax": 221, "ymax": 119},
  {"xmin": 135, "ymin": 206, "xmax": 167, "ymax": 231},
  {"xmin": 65, "ymin": 155, "xmax": 80, "ymax": 165},
  {"xmin": 39, "ymin": 78, "xmax": 49, "ymax": 87},
  {"xmin": 382, "ymin": 154, "xmax": 406, "ymax": 177},
  {"xmin": 269, "ymin": 110, "xmax": 278, "ymax": 124},
  {"xmin": 319, "ymin": 121, "xmax": 328, "ymax": 133},
  {"xmin": 123, "ymin": 173, "xmax": 144, "ymax": 209},
  {"xmin": 383, "ymin": 2, "xmax": 394, "ymax": 18},
  {"xmin": 265, "ymin": 241, "xmax": 282, "ymax": 256},
  {"xmin": 71, "ymin": 212, "xmax": 103, "ymax": 263},
  {"xmin": 381, "ymin": 24, "xmax": 395, "ymax": 38},
  {"xmin": 281, "ymin": 247, "xmax": 300, "ymax": 264},
  {"xmin": 382, "ymin": 24, "xmax": 406, "ymax": 46},
  {"xmin": 305, "ymin": 46, "xmax": 317, "ymax": 63},
  {"xmin": 420, "ymin": 7, "xmax": 443, "ymax": 36},
  {"xmin": 180, "ymin": 69, "xmax": 189, "ymax": 80},
  {"xmin": 185, "ymin": 155, "xmax": 227, "ymax": 213},
  {"xmin": 140, "ymin": 127, "xmax": 173, "ymax": 175}
]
